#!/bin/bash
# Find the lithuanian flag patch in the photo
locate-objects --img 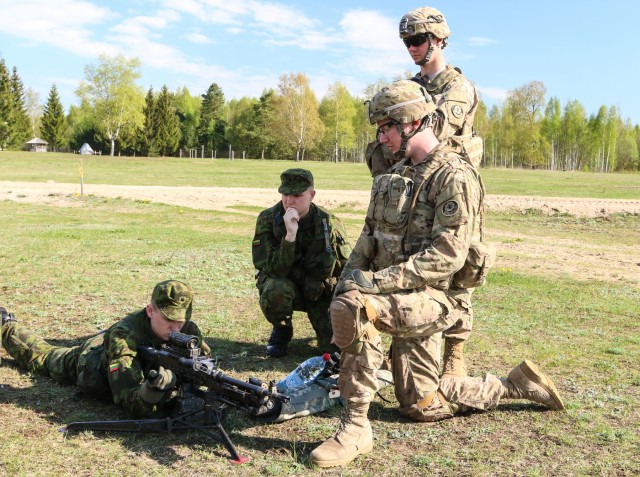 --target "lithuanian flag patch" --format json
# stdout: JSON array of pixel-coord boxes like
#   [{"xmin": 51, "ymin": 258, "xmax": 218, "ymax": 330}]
[
  {"xmin": 109, "ymin": 362, "xmax": 121, "ymax": 373},
  {"xmin": 252, "ymin": 239, "xmax": 261, "ymax": 247}
]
